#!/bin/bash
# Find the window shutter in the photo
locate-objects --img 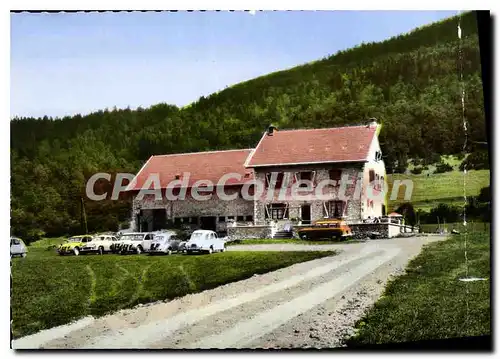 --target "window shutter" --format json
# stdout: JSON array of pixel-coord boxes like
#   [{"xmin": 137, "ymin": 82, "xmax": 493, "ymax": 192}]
[
  {"xmin": 264, "ymin": 204, "xmax": 270, "ymax": 218},
  {"xmin": 323, "ymin": 202, "xmax": 329, "ymax": 217},
  {"xmin": 265, "ymin": 173, "xmax": 271, "ymax": 188},
  {"xmin": 342, "ymin": 200, "xmax": 348, "ymax": 217},
  {"xmin": 311, "ymin": 171, "xmax": 317, "ymax": 187}
]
